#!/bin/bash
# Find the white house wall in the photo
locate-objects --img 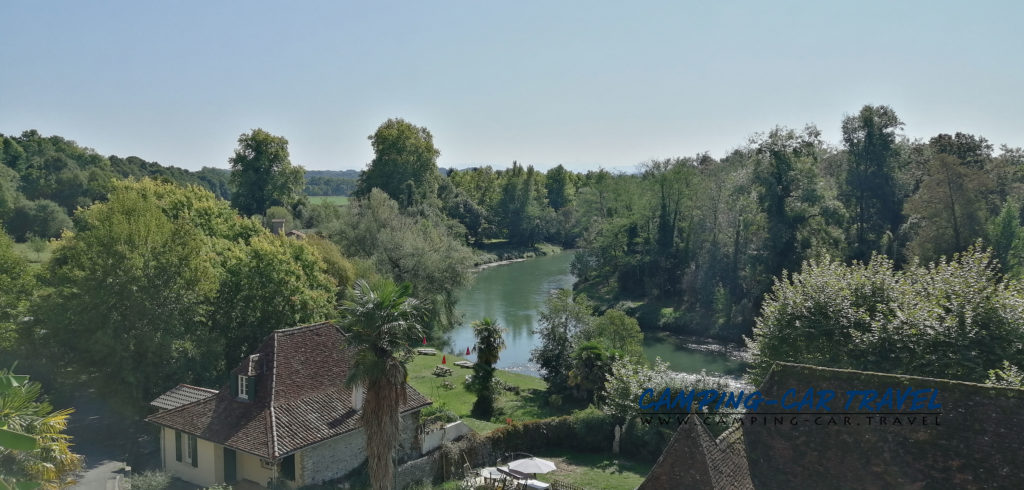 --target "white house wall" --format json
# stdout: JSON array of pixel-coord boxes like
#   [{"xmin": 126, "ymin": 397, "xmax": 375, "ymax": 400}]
[
  {"xmin": 235, "ymin": 450, "xmax": 276, "ymax": 486},
  {"xmin": 160, "ymin": 427, "xmax": 218, "ymax": 488}
]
